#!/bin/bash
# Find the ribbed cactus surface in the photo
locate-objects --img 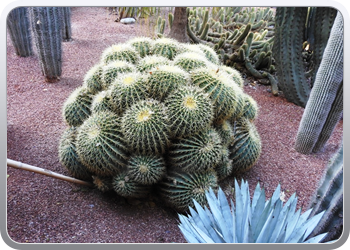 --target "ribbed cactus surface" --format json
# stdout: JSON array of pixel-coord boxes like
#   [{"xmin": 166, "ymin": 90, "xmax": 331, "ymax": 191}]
[
  {"xmin": 295, "ymin": 11, "xmax": 343, "ymax": 154},
  {"xmin": 273, "ymin": 7, "xmax": 310, "ymax": 107},
  {"xmin": 59, "ymin": 37, "xmax": 261, "ymax": 212},
  {"xmin": 61, "ymin": 7, "xmax": 72, "ymax": 41},
  {"xmin": 7, "ymin": 7, "xmax": 33, "ymax": 57},
  {"xmin": 28, "ymin": 7, "xmax": 63, "ymax": 82}
]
